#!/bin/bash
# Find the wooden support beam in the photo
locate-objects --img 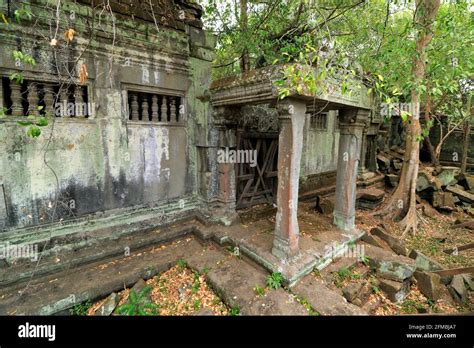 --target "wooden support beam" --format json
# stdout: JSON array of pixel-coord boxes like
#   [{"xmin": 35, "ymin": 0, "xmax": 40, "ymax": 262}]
[
  {"xmin": 443, "ymin": 242, "xmax": 474, "ymax": 255},
  {"xmin": 431, "ymin": 266, "xmax": 474, "ymax": 277}
]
